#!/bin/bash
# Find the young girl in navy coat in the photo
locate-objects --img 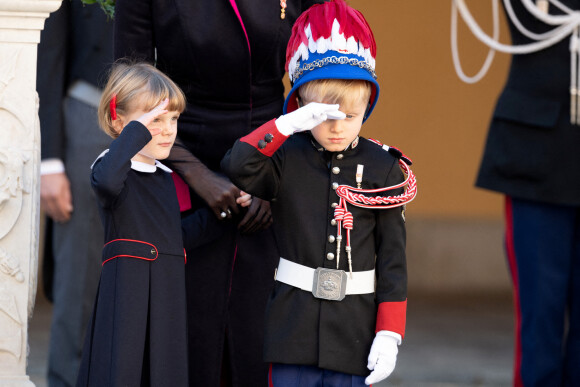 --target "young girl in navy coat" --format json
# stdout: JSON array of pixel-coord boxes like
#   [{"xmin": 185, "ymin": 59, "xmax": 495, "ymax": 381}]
[{"xmin": 76, "ymin": 62, "xmax": 246, "ymax": 386}]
